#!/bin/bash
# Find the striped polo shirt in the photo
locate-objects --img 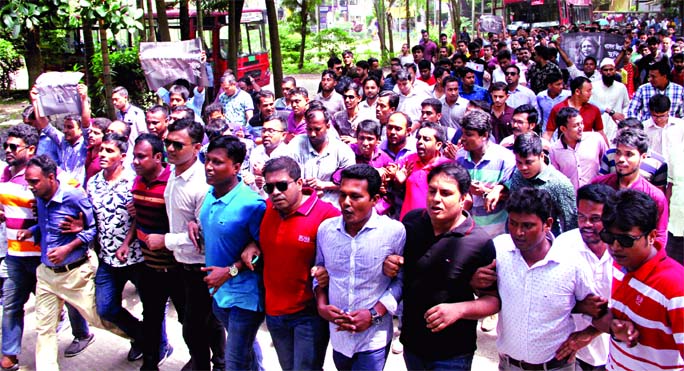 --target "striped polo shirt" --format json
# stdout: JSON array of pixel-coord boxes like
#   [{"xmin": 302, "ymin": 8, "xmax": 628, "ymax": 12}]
[
  {"xmin": 131, "ymin": 165, "xmax": 177, "ymax": 270},
  {"xmin": 607, "ymin": 247, "xmax": 684, "ymax": 370}
]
